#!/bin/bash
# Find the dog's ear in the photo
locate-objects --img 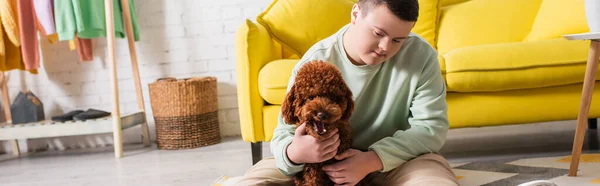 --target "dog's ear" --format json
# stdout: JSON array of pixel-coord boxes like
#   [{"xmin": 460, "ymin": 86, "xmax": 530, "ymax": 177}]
[
  {"xmin": 341, "ymin": 86, "xmax": 355, "ymax": 121},
  {"xmin": 282, "ymin": 85, "xmax": 299, "ymax": 124}
]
